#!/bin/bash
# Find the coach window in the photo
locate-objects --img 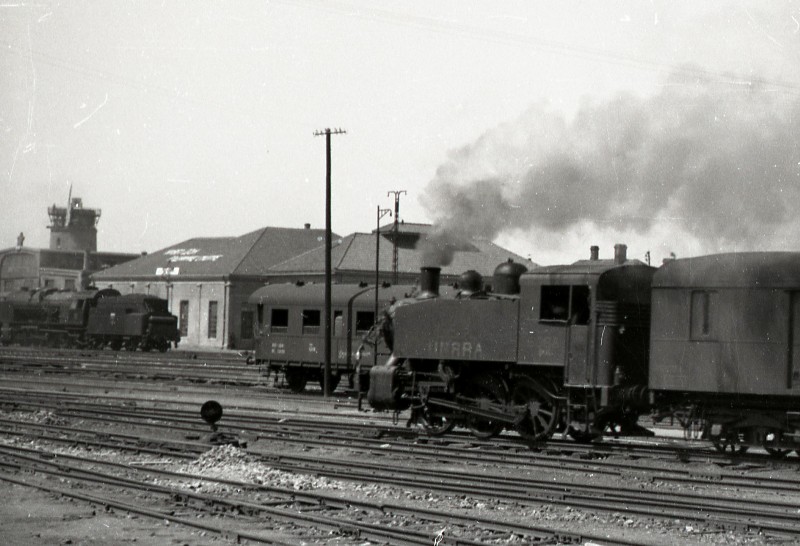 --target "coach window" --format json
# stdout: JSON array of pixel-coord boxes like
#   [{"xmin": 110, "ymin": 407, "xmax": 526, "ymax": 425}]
[
  {"xmin": 690, "ymin": 291, "xmax": 715, "ymax": 340},
  {"xmin": 302, "ymin": 309, "xmax": 321, "ymax": 334},
  {"xmin": 270, "ymin": 308, "xmax": 289, "ymax": 333},
  {"xmin": 333, "ymin": 310, "xmax": 344, "ymax": 336},
  {"xmin": 355, "ymin": 311, "xmax": 375, "ymax": 334},
  {"xmin": 256, "ymin": 304, "xmax": 264, "ymax": 326}
]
